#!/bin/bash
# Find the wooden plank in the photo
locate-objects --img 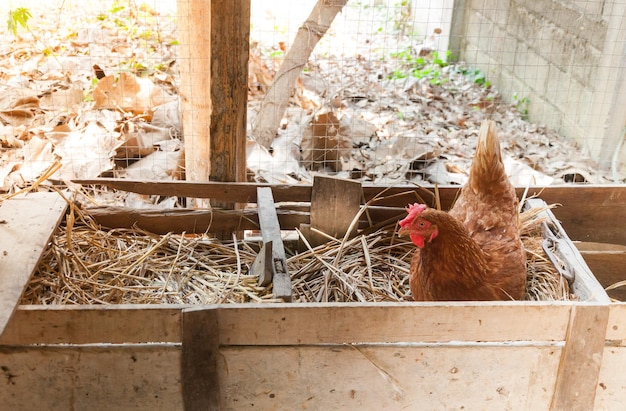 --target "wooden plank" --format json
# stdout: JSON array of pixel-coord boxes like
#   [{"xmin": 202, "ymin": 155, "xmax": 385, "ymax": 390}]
[
  {"xmin": 0, "ymin": 305, "xmax": 183, "ymax": 345},
  {"xmin": 576, "ymin": 242, "xmax": 626, "ymax": 301},
  {"xmin": 219, "ymin": 344, "xmax": 561, "ymax": 410},
  {"xmin": 596, "ymin": 345, "xmax": 626, "ymax": 409},
  {"xmin": 0, "ymin": 344, "xmax": 182, "ymax": 410},
  {"xmin": 217, "ymin": 302, "xmax": 573, "ymax": 345},
  {"xmin": 209, "ymin": 0, "xmax": 249, "ymax": 188},
  {"xmin": 605, "ymin": 303, "xmax": 626, "ymax": 340},
  {"xmin": 550, "ymin": 303, "xmax": 610, "ymax": 411},
  {"xmin": 176, "ymin": 0, "xmax": 212, "ymax": 186},
  {"xmin": 72, "ymin": 179, "xmax": 315, "ymax": 203},
  {"xmin": 309, "ymin": 175, "xmax": 361, "ymax": 244},
  {"xmin": 0, "ymin": 191, "xmax": 67, "ymax": 337},
  {"xmin": 72, "ymin": 181, "xmax": 626, "ymax": 244},
  {"xmin": 257, "ymin": 187, "xmax": 292, "ymax": 301},
  {"xmin": 182, "ymin": 308, "xmax": 221, "ymax": 411},
  {"xmin": 87, "ymin": 206, "xmax": 309, "ymax": 235}
]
